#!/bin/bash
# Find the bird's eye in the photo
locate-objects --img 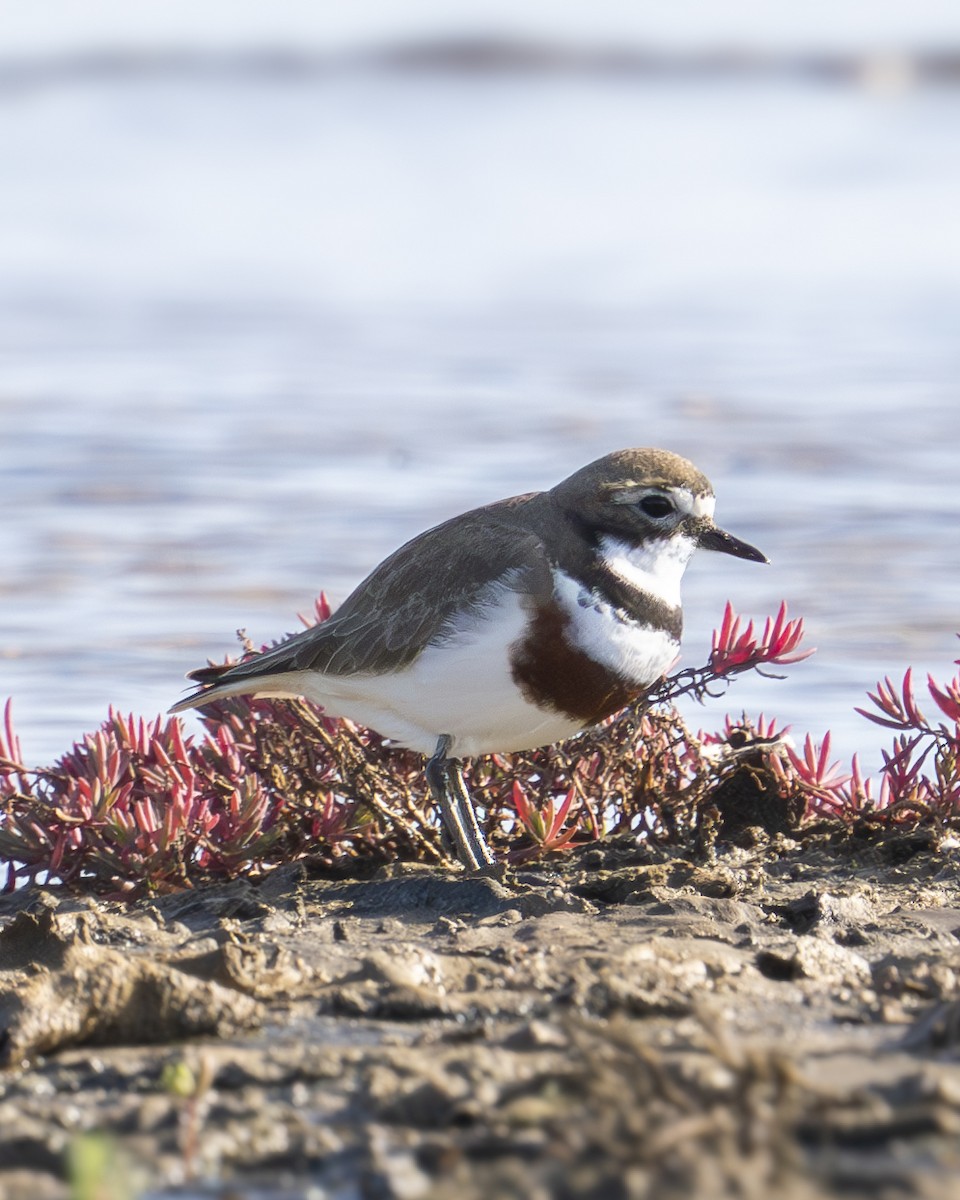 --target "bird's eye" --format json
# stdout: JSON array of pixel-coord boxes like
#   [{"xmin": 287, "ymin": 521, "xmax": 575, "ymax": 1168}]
[{"xmin": 638, "ymin": 494, "xmax": 674, "ymax": 519}]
